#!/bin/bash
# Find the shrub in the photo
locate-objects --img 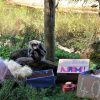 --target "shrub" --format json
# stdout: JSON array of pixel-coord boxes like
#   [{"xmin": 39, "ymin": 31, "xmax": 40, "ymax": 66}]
[
  {"xmin": 90, "ymin": 41, "xmax": 100, "ymax": 69},
  {"xmin": 55, "ymin": 49, "xmax": 80, "ymax": 59},
  {"xmin": 0, "ymin": 46, "xmax": 11, "ymax": 59}
]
